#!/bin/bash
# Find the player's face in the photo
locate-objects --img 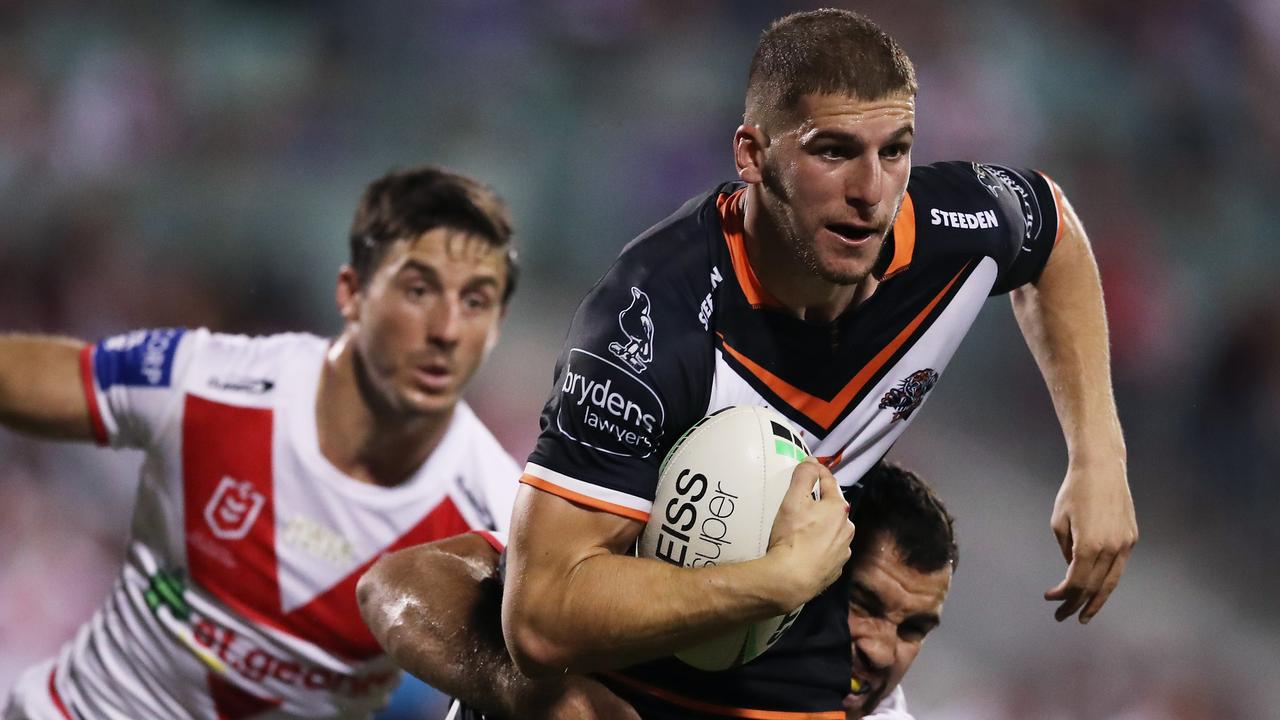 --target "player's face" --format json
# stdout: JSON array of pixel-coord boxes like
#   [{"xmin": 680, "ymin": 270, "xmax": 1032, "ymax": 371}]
[
  {"xmin": 844, "ymin": 533, "xmax": 950, "ymax": 717},
  {"xmin": 346, "ymin": 229, "xmax": 507, "ymax": 417},
  {"xmin": 758, "ymin": 92, "xmax": 914, "ymax": 287}
]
